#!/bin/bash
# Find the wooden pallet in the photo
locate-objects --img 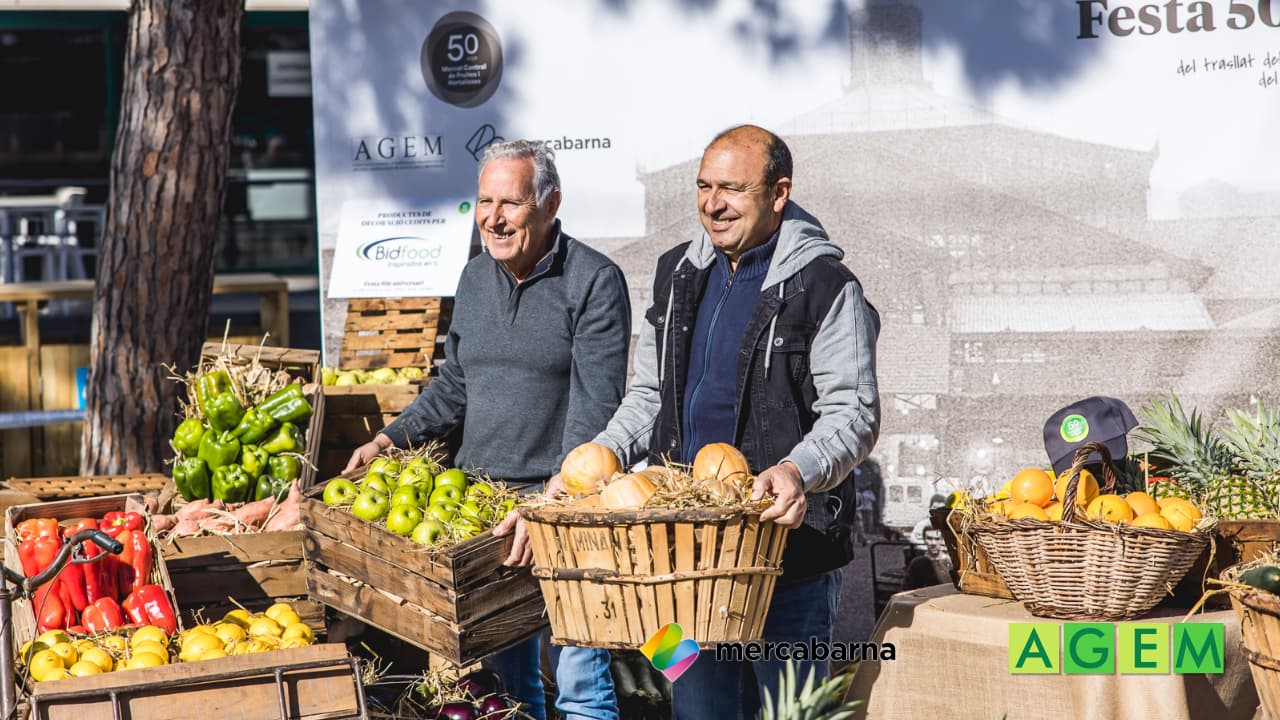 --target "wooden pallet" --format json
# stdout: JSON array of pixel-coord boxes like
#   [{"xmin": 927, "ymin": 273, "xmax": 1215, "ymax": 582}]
[
  {"xmin": 300, "ymin": 479, "xmax": 546, "ymax": 666},
  {"xmin": 340, "ymin": 298, "xmax": 443, "ymax": 370},
  {"xmin": 2, "ymin": 474, "xmax": 170, "ymax": 501},
  {"xmin": 317, "ymin": 384, "xmax": 425, "ymax": 480}
]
